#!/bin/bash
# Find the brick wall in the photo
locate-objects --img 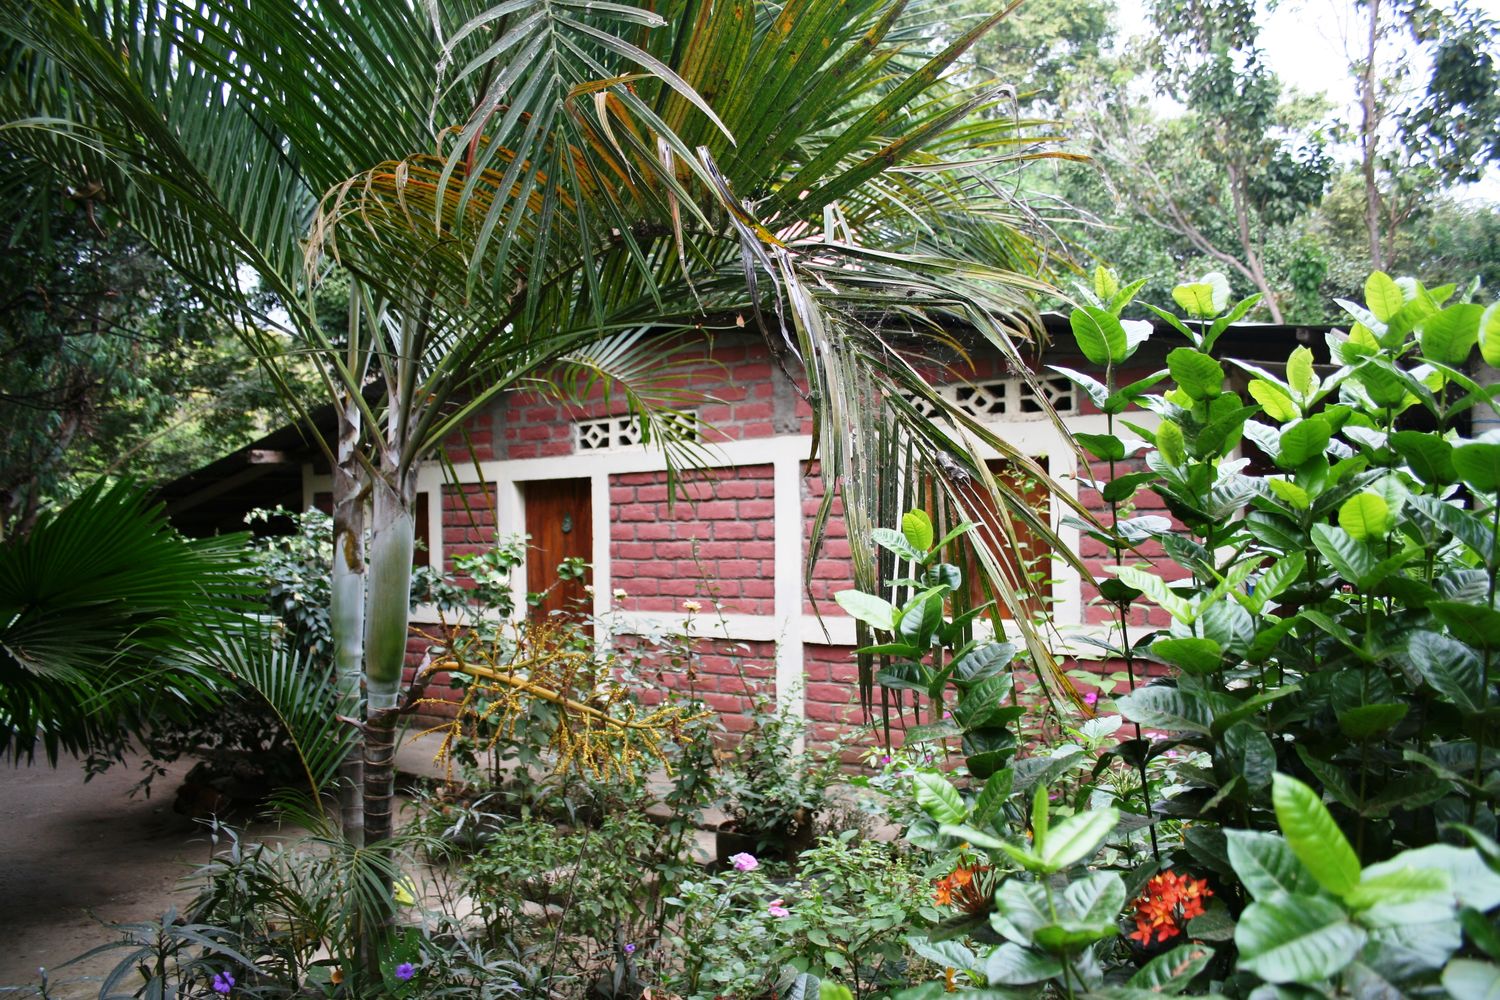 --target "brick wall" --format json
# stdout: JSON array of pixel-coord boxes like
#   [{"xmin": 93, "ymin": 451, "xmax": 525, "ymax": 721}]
[
  {"xmin": 402, "ymin": 338, "xmax": 1189, "ymax": 740},
  {"xmin": 441, "ymin": 482, "xmax": 499, "ymax": 581},
  {"xmin": 799, "ymin": 461, "xmax": 853, "ymax": 617},
  {"xmin": 618, "ymin": 635, "xmax": 776, "ymax": 735},
  {"xmin": 609, "ymin": 467, "xmax": 777, "ymax": 615}
]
